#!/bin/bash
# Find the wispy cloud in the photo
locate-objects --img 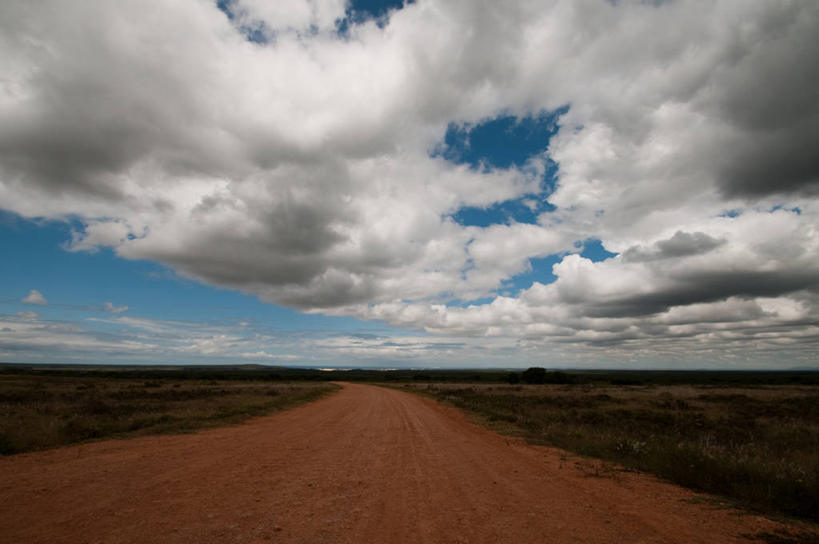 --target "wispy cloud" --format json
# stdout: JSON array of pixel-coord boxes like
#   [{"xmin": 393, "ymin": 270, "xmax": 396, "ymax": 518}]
[{"xmin": 103, "ymin": 301, "xmax": 128, "ymax": 314}]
